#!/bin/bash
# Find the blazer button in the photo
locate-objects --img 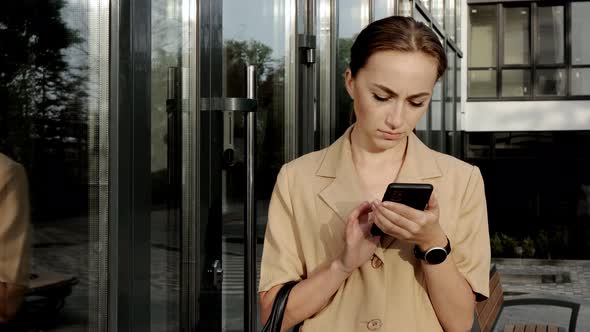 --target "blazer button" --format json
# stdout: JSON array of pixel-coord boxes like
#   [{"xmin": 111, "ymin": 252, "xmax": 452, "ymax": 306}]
[
  {"xmin": 371, "ymin": 255, "xmax": 383, "ymax": 269},
  {"xmin": 367, "ymin": 319, "xmax": 383, "ymax": 330}
]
